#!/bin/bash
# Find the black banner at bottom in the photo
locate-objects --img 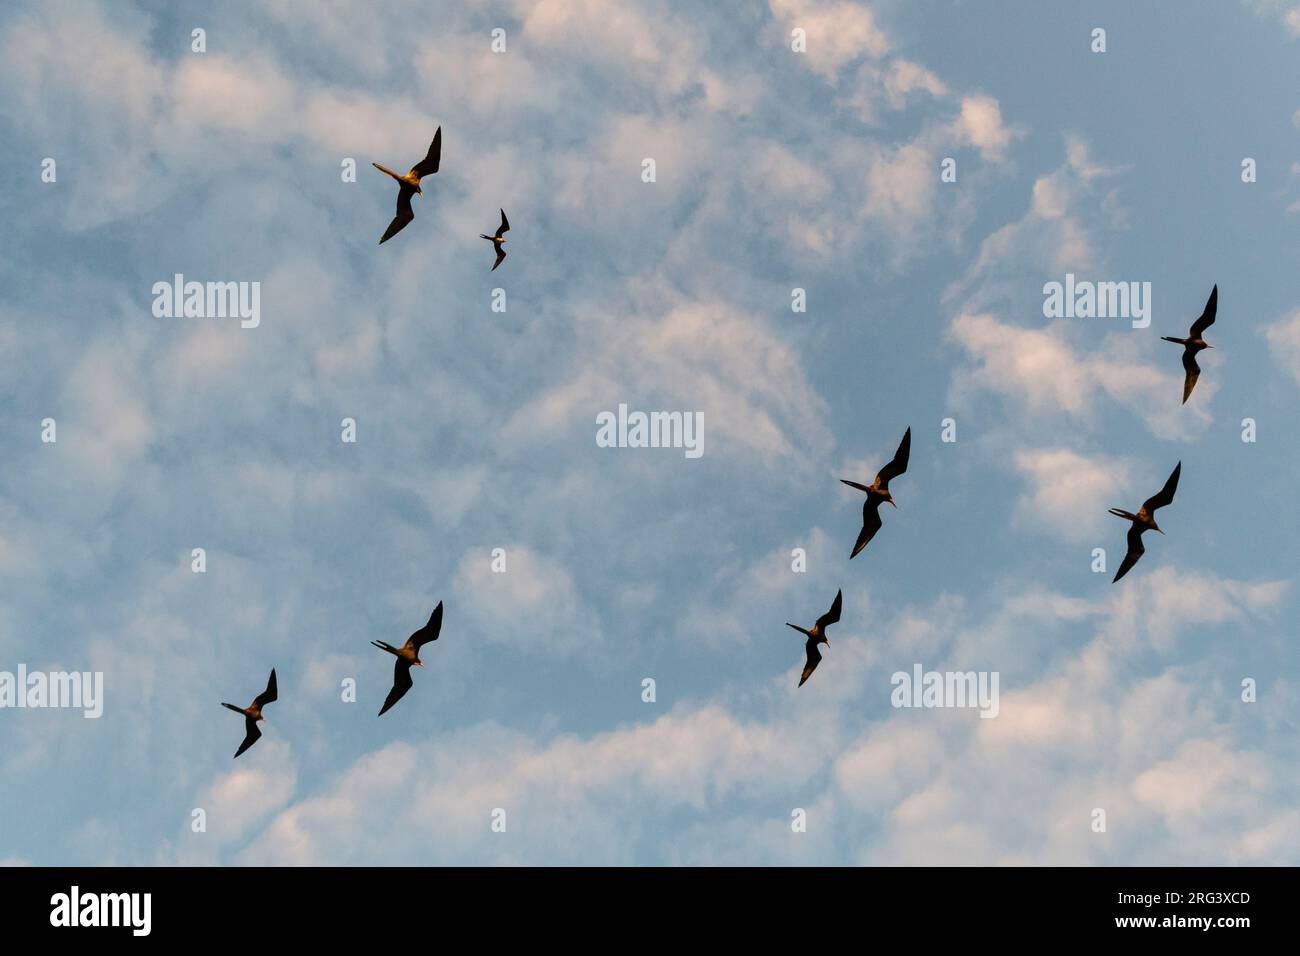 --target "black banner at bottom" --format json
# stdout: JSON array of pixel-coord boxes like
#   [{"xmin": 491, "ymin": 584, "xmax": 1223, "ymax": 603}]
[{"xmin": 0, "ymin": 866, "xmax": 1283, "ymax": 942}]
